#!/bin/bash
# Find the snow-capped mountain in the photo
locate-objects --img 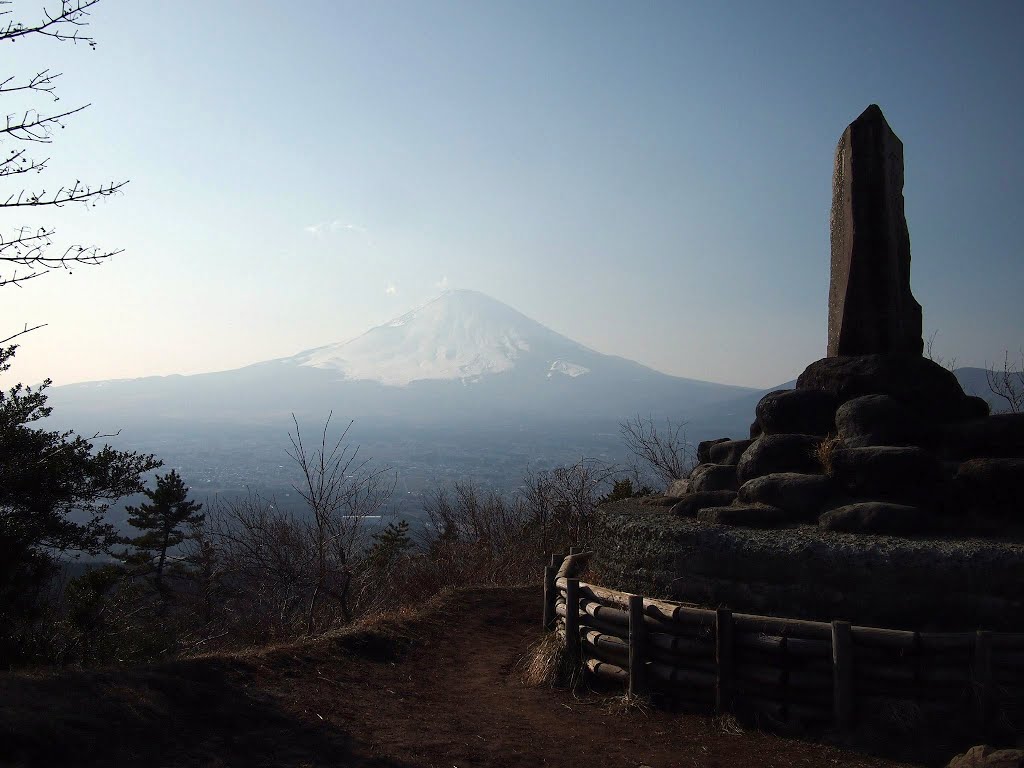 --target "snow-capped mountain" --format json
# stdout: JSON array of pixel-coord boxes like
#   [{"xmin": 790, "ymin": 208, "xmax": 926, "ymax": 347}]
[
  {"xmin": 47, "ymin": 289, "xmax": 758, "ymax": 430},
  {"xmin": 290, "ymin": 290, "xmax": 597, "ymax": 386}
]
